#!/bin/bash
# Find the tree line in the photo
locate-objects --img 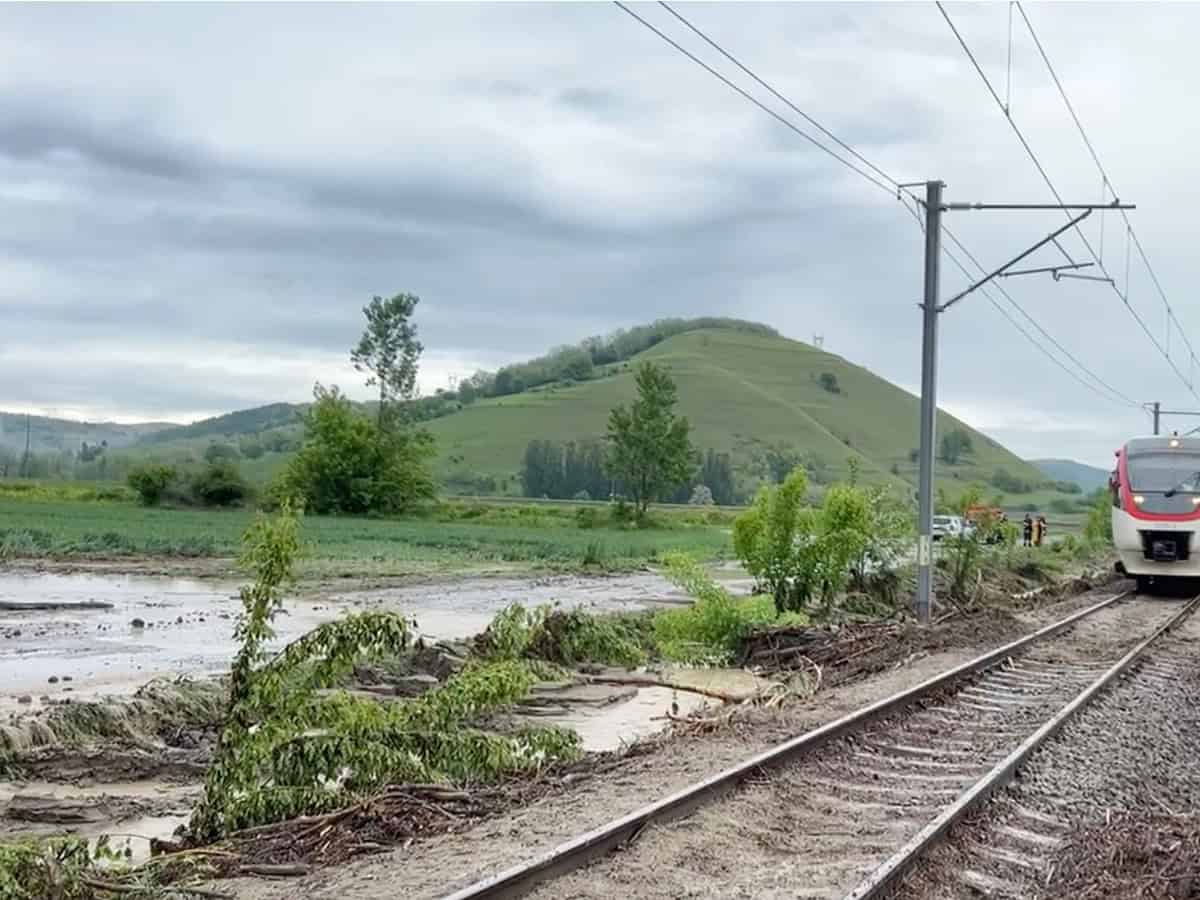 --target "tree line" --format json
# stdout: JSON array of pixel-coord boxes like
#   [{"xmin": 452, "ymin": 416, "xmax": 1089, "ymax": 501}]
[{"xmin": 521, "ymin": 440, "xmax": 738, "ymax": 506}]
